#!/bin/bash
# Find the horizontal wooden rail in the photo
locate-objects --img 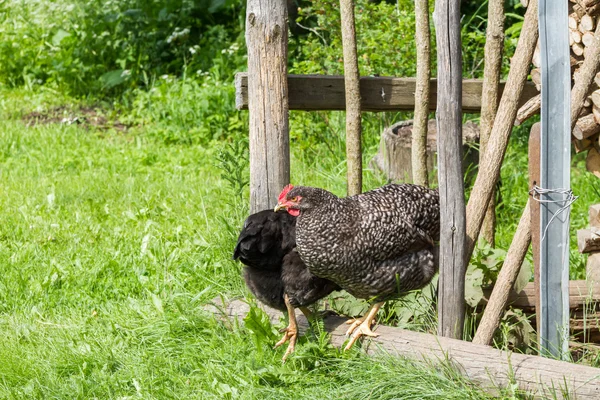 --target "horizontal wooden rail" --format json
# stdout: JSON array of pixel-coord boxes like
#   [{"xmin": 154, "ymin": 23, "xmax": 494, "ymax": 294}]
[
  {"xmin": 482, "ymin": 280, "xmax": 600, "ymax": 310},
  {"xmin": 235, "ymin": 73, "xmax": 539, "ymax": 113},
  {"xmin": 206, "ymin": 298, "xmax": 600, "ymax": 399}
]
